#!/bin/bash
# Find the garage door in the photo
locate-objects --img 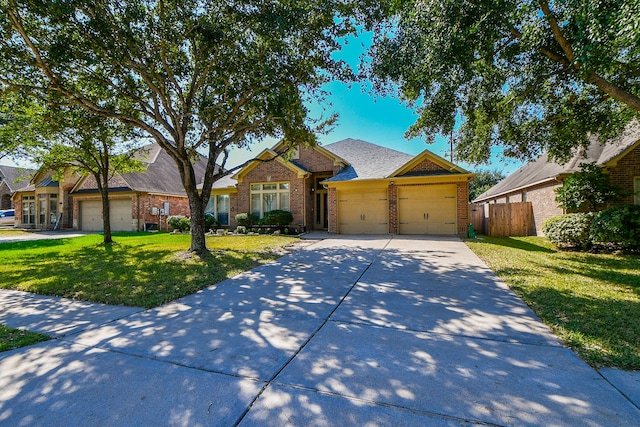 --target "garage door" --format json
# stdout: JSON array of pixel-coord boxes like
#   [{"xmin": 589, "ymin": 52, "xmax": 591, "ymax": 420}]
[
  {"xmin": 338, "ymin": 189, "xmax": 388, "ymax": 234},
  {"xmin": 80, "ymin": 199, "xmax": 133, "ymax": 231},
  {"xmin": 398, "ymin": 185, "xmax": 457, "ymax": 235}
]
